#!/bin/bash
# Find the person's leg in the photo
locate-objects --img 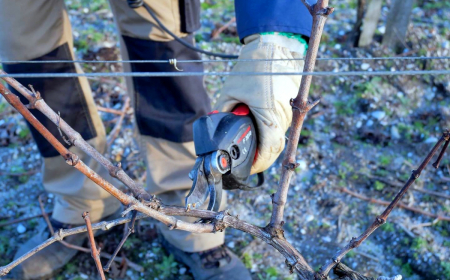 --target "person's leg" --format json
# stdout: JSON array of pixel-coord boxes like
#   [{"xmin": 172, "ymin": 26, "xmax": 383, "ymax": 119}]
[
  {"xmin": 0, "ymin": 0, "xmax": 121, "ymax": 224},
  {"xmin": 0, "ymin": 1, "xmax": 121, "ymax": 278},
  {"xmin": 108, "ymin": 0, "xmax": 226, "ymax": 252},
  {"xmin": 108, "ymin": 0, "xmax": 250, "ymax": 274}
]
